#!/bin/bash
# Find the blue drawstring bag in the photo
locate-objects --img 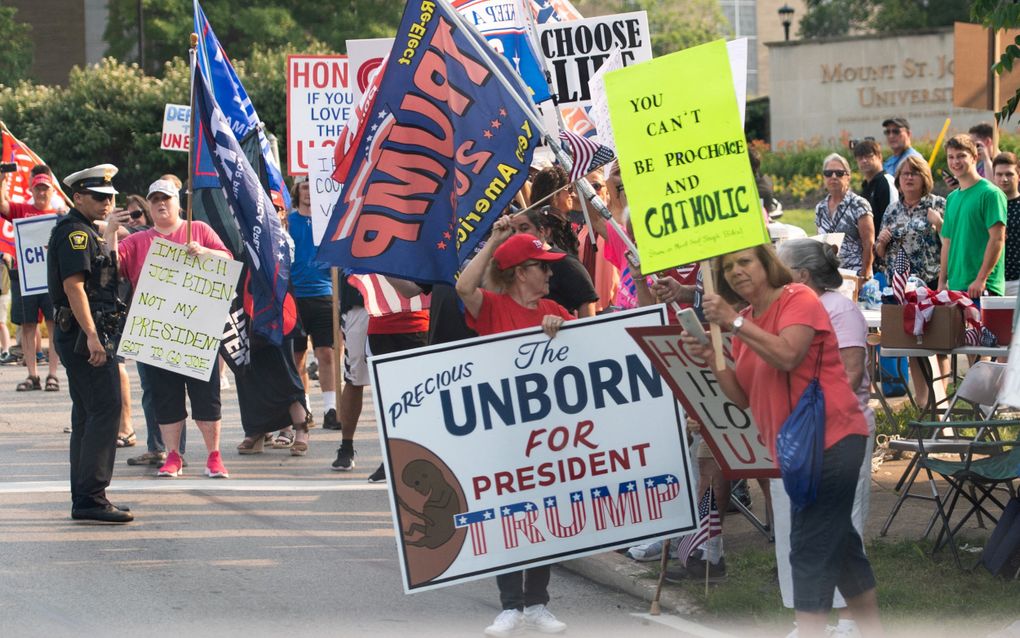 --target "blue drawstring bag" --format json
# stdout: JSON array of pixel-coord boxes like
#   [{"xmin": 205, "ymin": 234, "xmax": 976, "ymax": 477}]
[{"xmin": 776, "ymin": 346, "xmax": 826, "ymax": 510}]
